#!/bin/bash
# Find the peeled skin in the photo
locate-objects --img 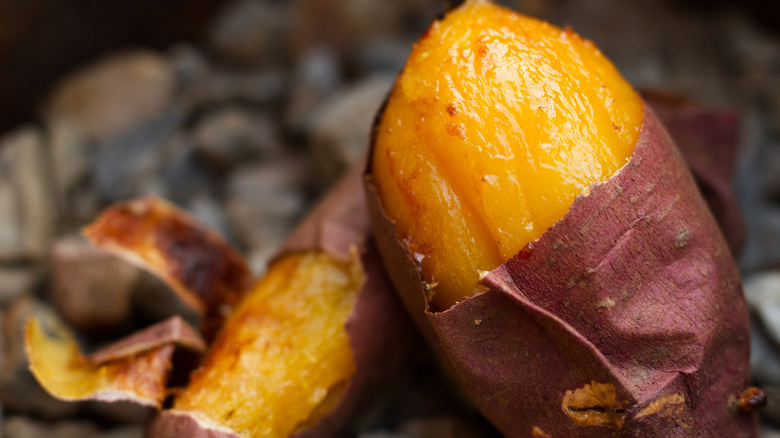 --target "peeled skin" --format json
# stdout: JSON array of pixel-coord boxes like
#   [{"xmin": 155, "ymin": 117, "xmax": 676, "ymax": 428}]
[
  {"xmin": 26, "ymin": 313, "xmax": 204, "ymax": 408},
  {"xmin": 84, "ymin": 197, "xmax": 253, "ymax": 339},
  {"xmin": 372, "ymin": 0, "xmax": 643, "ymax": 309},
  {"xmin": 366, "ymin": 1, "xmax": 755, "ymax": 435}
]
